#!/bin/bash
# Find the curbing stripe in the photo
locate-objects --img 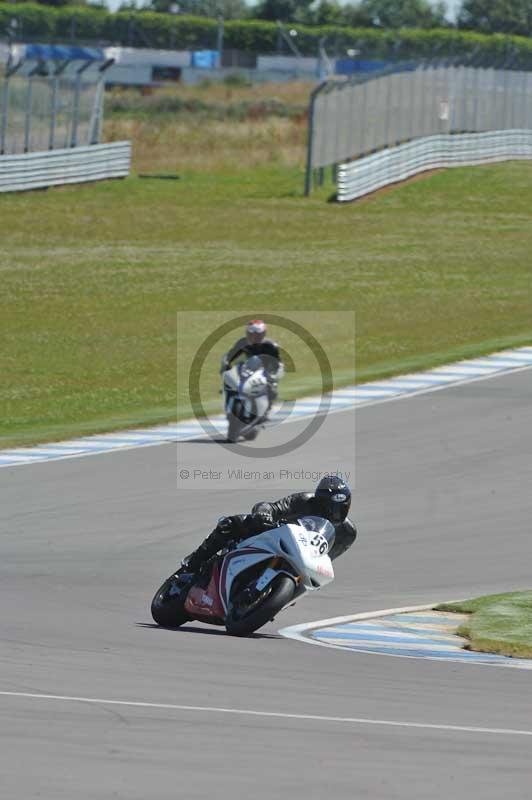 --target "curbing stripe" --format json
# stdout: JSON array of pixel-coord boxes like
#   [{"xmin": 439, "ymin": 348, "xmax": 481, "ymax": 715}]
[
  {"xmin": 279, "ymin": 605, "xmax": 532, "ymax": 670},
  {"xmin": 1, "ymin": 344, "xmax": 531, "ymax": 469}
]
